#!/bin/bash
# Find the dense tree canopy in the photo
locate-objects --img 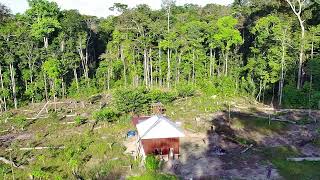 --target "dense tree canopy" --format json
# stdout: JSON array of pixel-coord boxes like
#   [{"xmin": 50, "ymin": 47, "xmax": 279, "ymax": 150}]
[{"xmin": 0, "ymin": 0, "xmax": 320, "ymax": 111}]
